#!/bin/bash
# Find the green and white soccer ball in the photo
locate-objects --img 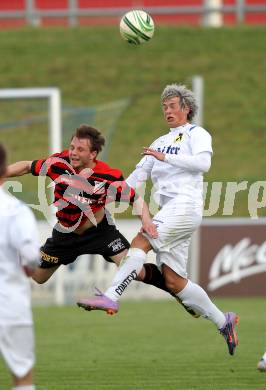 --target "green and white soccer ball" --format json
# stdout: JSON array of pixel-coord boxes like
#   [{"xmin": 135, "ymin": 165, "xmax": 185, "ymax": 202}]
[{"xmin": 119, "ymin": 10, "xmax": 155, "ymax": 45}]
